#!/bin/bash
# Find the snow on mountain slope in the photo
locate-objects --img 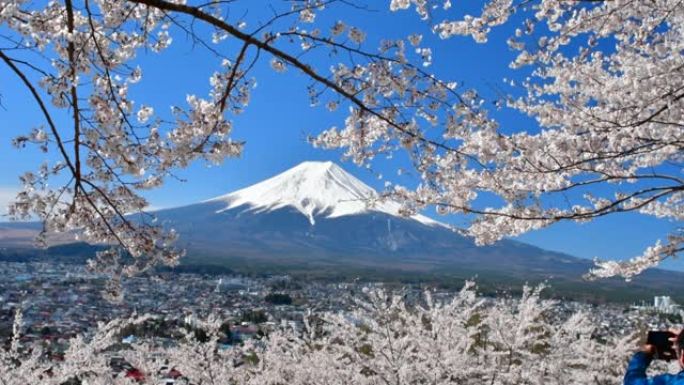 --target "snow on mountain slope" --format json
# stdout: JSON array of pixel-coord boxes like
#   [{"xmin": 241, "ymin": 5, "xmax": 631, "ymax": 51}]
[{"xmin": 205, "ymin": 161, "xmax": 442, "ymax": 227}]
